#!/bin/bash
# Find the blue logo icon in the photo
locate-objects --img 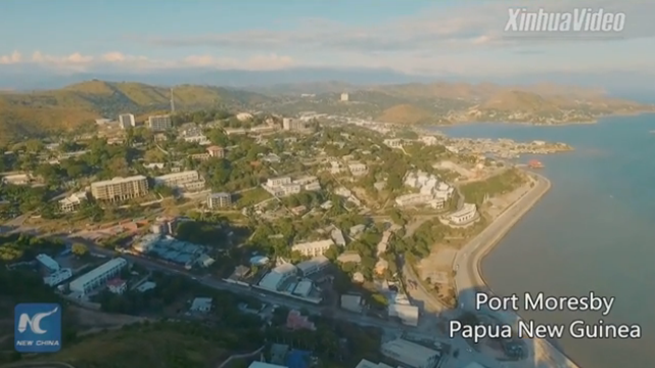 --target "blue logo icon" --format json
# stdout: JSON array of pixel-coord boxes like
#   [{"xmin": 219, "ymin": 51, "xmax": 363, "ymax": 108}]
[{"xmin": 14, "ymin": 303, "xmax": 62, "ymax": 353}]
